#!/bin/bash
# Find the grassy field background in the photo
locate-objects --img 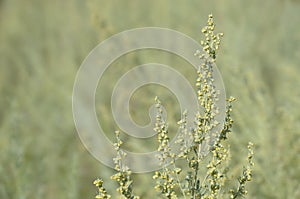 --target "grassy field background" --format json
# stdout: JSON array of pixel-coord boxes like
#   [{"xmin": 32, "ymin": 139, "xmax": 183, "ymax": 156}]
[{"xmin": 0, "ymin": 0, "xmax": 299, "ymax": 198}]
